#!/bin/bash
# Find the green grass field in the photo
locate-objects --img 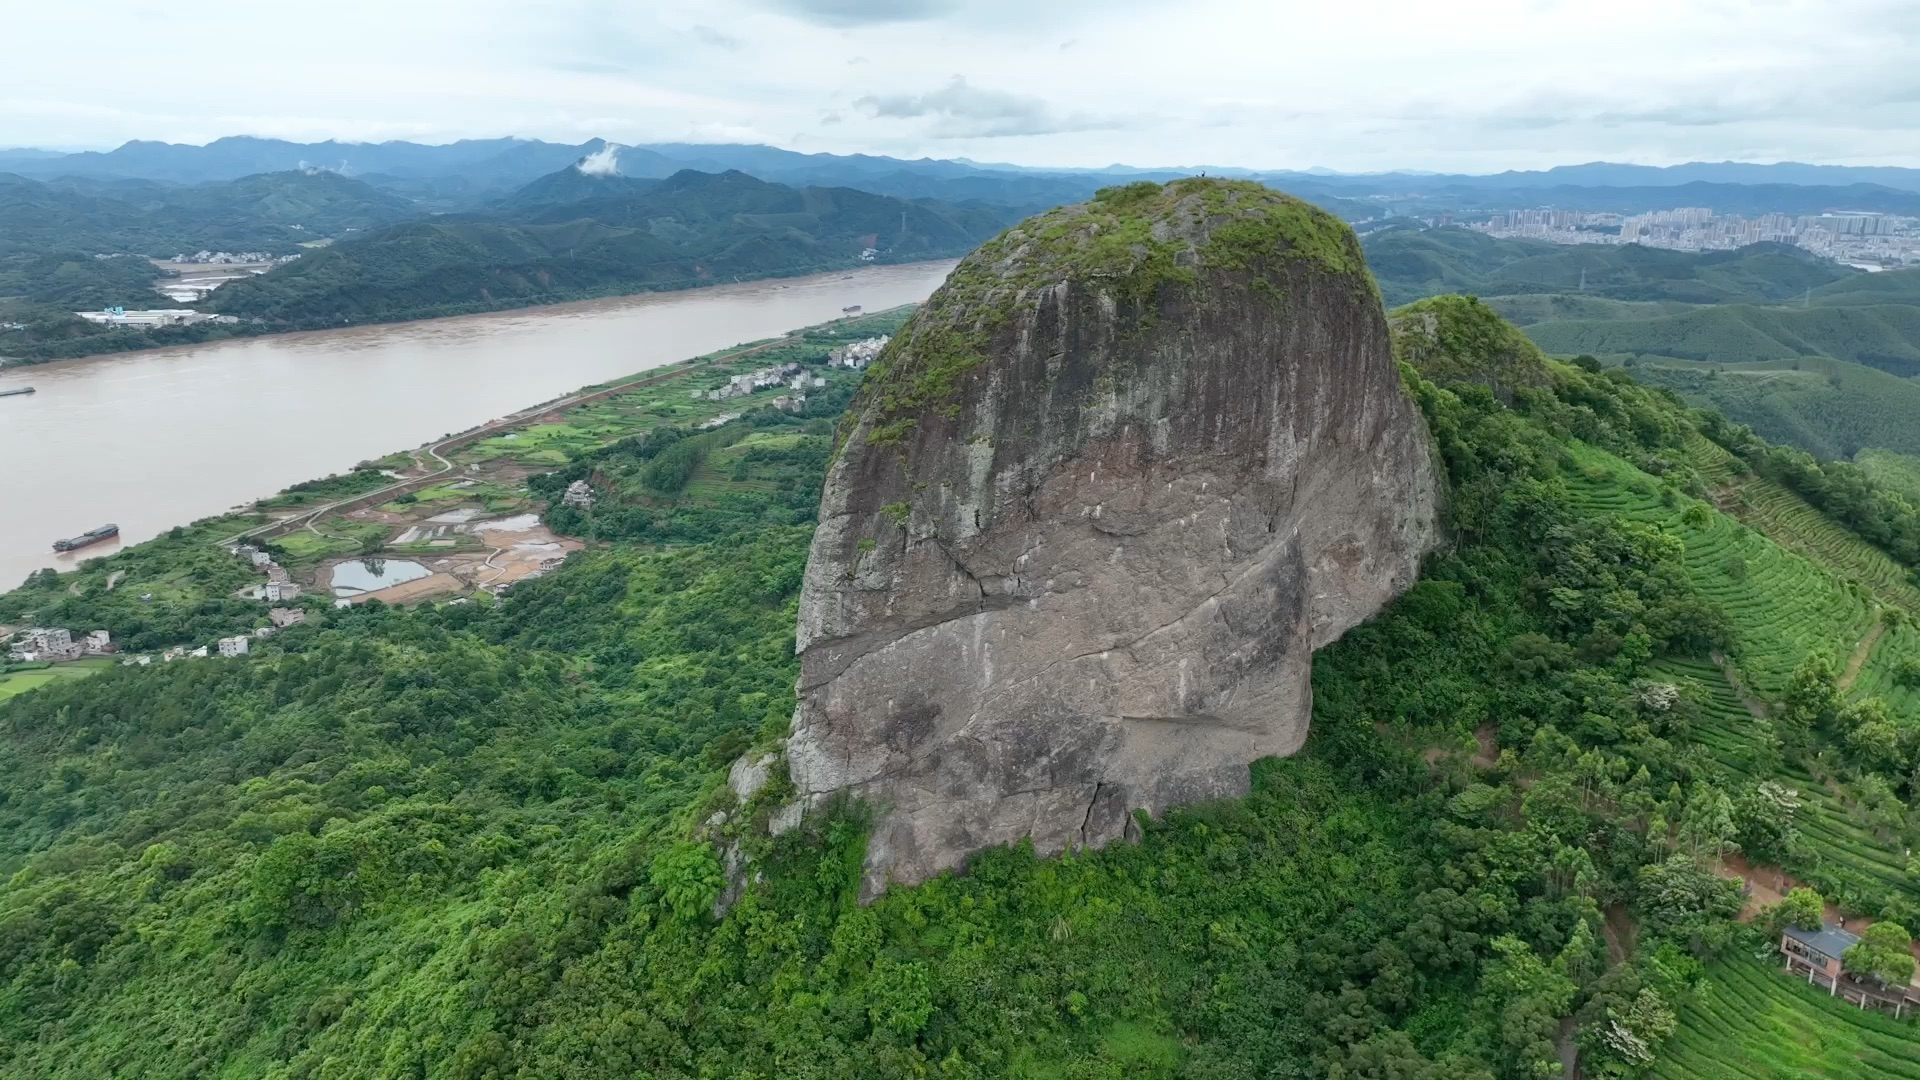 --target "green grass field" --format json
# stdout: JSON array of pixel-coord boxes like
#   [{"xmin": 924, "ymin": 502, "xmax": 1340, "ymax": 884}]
[
  {"xmin": 0, "ymin": 658, "xmax": 113, "ymax": 701},
  {"xmin": 1657, "ymin": 953, "xmax": 1920, "ymax": 1079}
]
